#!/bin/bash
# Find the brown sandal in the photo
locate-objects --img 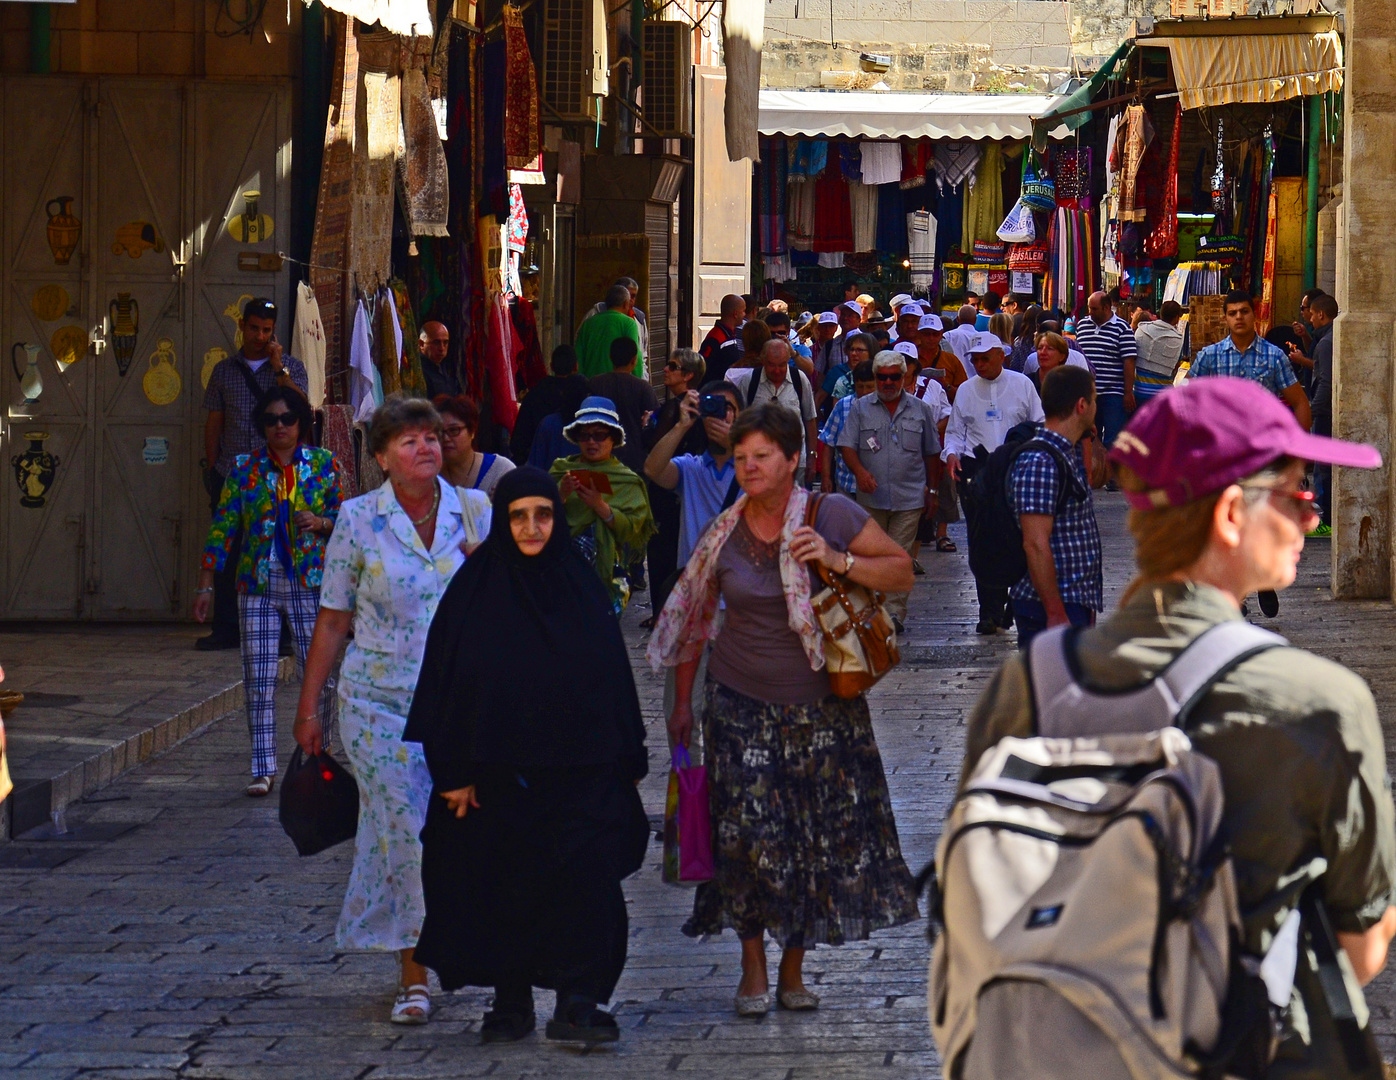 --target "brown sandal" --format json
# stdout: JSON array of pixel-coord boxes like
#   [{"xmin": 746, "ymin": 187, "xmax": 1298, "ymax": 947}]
[{"xmin": 936, "ymin": 536, "xmax": 957, "ymax": 552}]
